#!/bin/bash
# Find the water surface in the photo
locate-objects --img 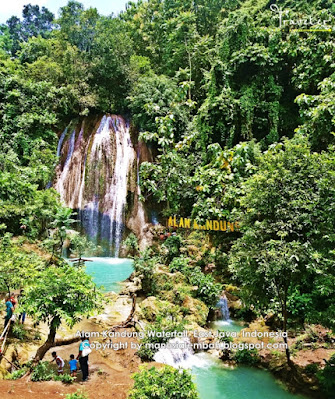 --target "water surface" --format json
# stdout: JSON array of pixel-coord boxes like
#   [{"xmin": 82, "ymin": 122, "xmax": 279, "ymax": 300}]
[
  {"xmin": 208, "ymin": 319, "xmax": 246, "ymax": 333},
  {"xmin": 83, "ymin": 257, "xmax": 133, "ymax": 292},
  {"xmin": 192, "ymin": 354, "xmax": 308, "ymax": 399}
]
